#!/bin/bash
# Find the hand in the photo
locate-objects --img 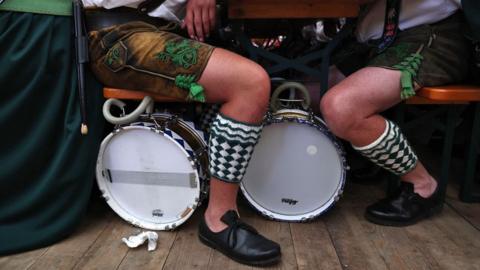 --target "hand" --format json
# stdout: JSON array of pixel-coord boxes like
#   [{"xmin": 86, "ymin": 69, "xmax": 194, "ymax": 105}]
[{"xmin": 182, "ymin": 0, "xmax": 216, "ymax": 42}]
